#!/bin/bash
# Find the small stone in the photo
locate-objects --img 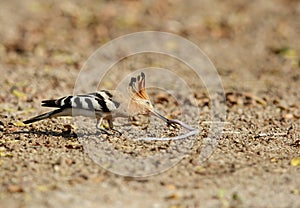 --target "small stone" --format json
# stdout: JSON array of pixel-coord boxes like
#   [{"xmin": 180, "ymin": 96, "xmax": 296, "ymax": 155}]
[
  {"xmin": 7, "ymin": 184, "xmax": 23, "ymax": 193},
  {"xmin": 284, "ymin": 114, "xmax": 294, "ymax": 119}
]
